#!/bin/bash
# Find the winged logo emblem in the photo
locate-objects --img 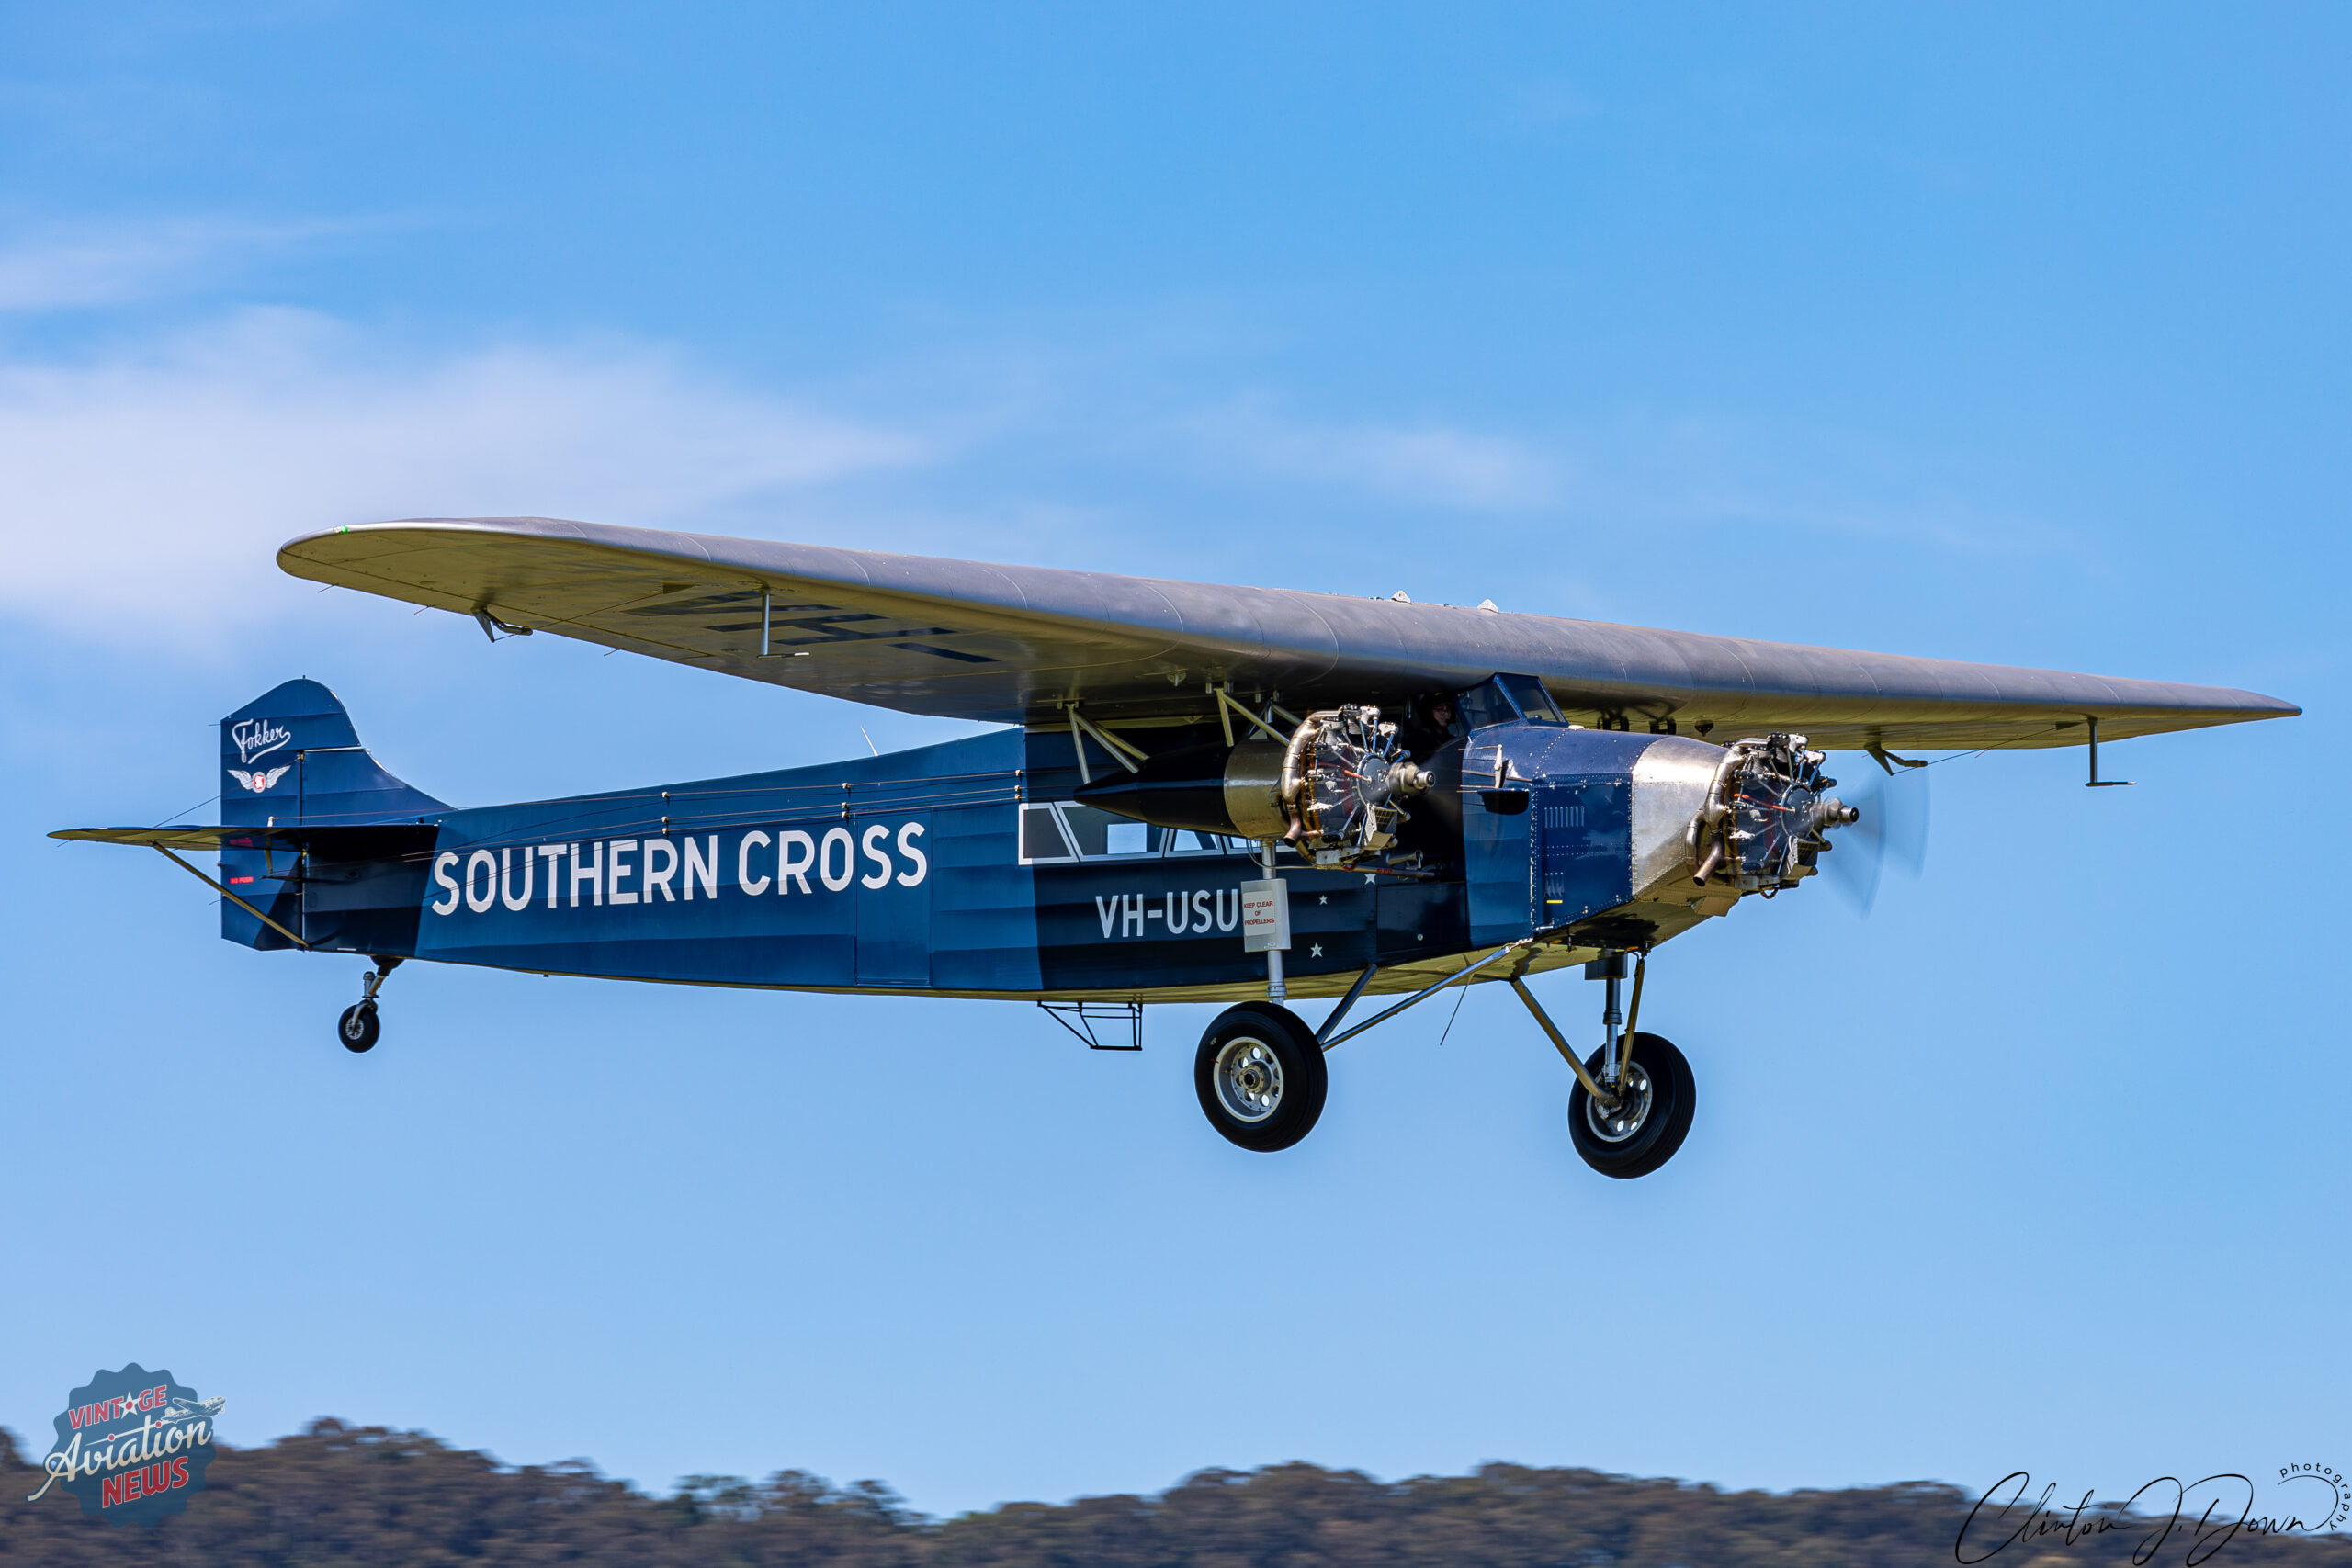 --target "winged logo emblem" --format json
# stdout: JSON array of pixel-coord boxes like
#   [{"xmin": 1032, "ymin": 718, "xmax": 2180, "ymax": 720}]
[{"xmin": 227, "ymin": 765, "xmax": 291, "ymax": 794}]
